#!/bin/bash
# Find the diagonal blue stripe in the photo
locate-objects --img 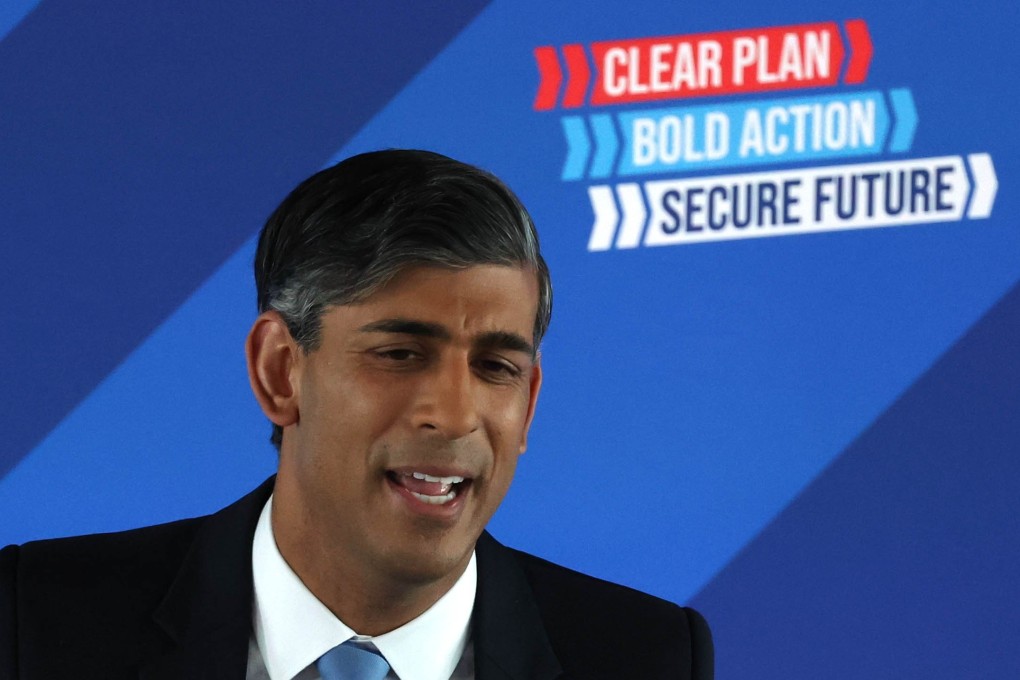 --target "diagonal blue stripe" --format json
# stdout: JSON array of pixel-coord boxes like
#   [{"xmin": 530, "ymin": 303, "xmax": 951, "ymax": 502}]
[
  {"xmin": 691, "ymin": 278, "xmax": 1020, "ymax": 678},
  {"xmin": 0, "ymin": 0, "xmax": 502, "ymax": 547},
  {"xmin": 0, "ymin": 0, "xmax": 40, "ymax": 44},
  {"xmin": 0, "ymin": 236, "xmax": 275, "ymax": 546},
  {"xmin": 0, "ymin": 0, "xmax": 490, "ymax": 483}
]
